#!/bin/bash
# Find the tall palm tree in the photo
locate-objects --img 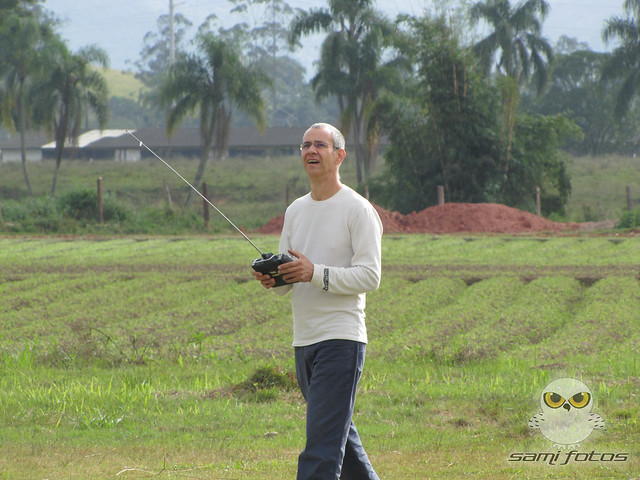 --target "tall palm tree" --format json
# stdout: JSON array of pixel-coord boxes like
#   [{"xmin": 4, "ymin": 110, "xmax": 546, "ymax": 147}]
[
  {"xmin": 602, "ymin": 0, "xmax": 640, "ymax": 118},
  {"xmin": 289, "ymin": 0, "xmax": 398, "ymax": 185},
  {"xmin": 469, "ymin": 0, "xmax": 553, "ymax": 91},
  {"xmin": 0, "ymin": 12, "xmax": 48, "ymax": 195},
  {"xmin": 469, "ymin": 0, "xmax": 552, "ymax": 192},
  {"xmin": 31, "ymin": 42, "xmax": 110, "ymax": 196},
  {"xmin": 159, "ymin": 34, "xmax": 268, "ymax": 206}
]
